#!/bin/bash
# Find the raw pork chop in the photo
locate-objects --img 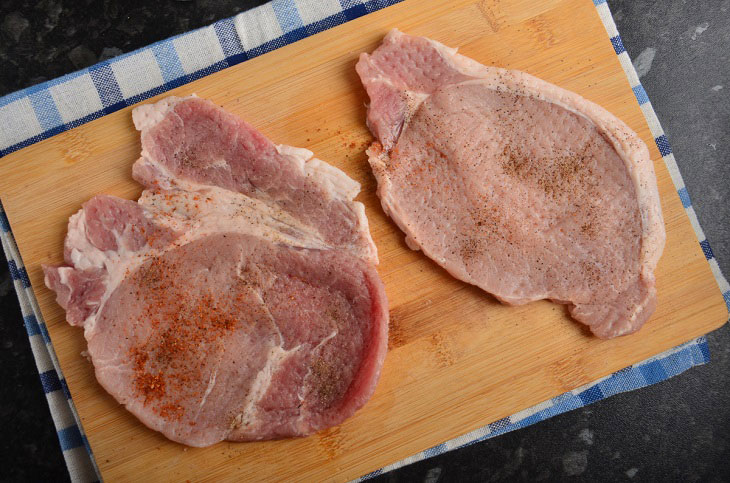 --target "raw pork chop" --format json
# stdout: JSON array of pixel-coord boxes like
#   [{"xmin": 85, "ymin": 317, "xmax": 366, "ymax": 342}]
[
  {"xmin": 43, "ymin": 96, "xmax": 388, "ymax": 447},
  {"xmin": 356, "ymin": 30, "xmax": 665, "ymax": 338}
]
